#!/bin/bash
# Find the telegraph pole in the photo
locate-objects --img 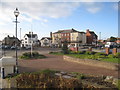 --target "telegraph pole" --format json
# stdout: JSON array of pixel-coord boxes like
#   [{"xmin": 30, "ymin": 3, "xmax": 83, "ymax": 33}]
[
  {"xmin": 99, "ymin": 32, "xmax": 101, "ymax": 40},
  {"xmin": 31, "ymin": 25, "xmax": 33, "ymax": 57},
  {"xmin": 20, "ymin": 28, "xmax": 21, "ymax": 40}
]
